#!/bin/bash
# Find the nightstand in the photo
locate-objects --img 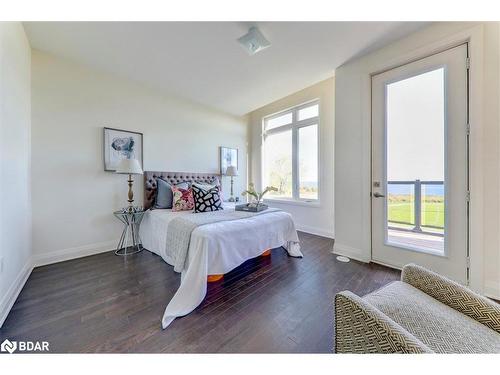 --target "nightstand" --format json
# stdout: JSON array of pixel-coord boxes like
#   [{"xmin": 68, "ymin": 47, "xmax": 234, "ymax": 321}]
[{"xmin": 113, "ymin": 208, "xmax": 145, "ymax": 256}]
